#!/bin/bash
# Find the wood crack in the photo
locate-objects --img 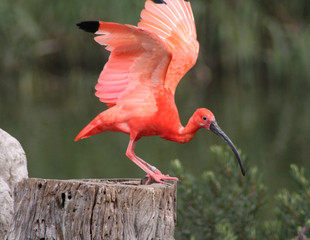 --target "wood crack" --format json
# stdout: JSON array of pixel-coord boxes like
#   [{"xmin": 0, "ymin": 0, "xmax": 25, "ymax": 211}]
[{"xmin": 89, "ymin": 185, "xmax": 98, "ymax": 239}]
